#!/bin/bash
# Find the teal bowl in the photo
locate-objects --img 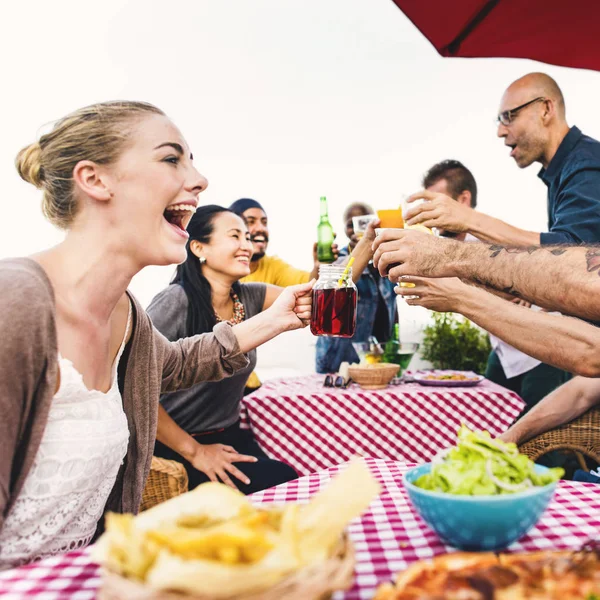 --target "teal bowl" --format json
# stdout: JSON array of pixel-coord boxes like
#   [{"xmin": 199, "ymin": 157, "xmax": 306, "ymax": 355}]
[{"xmin": 403, "ymin": 463, "xmax": 558, "ymax": 551}]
